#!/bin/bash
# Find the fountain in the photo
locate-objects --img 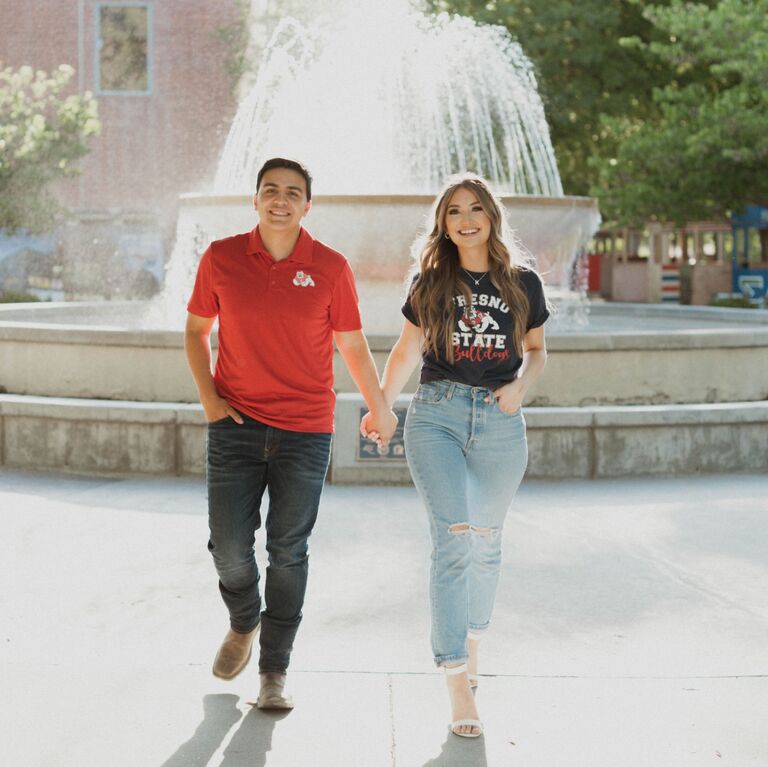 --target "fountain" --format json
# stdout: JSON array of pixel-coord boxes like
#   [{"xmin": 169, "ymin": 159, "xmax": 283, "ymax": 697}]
[
  {"xmin": 153, "ymin": 1, "xmax": 597, "ymax": 331},
  {"xmin": 1, "ymin": 1, "xmax": 766, "ymax": 479}
]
